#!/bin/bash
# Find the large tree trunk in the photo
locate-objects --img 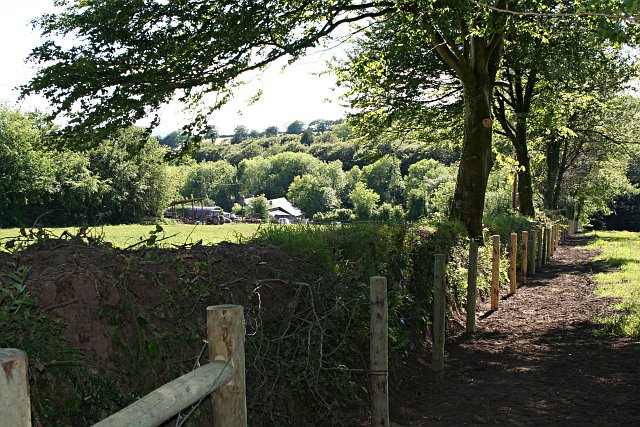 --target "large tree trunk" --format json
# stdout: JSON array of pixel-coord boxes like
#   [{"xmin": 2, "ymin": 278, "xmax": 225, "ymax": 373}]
[
  {"xmin": 492, "ymin": 68, "xmax": 536, "ymax": 217},
  {"xmin": 513, "ymin": 117, "xmax": 535, "ymax": 216},
  {"xmin": 450, "ymin": 79, "xmax": 494, "ymax": 238},
  {"xmin": 544, "ymin": 132, "xmax": 561, "ymax": 210}
]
